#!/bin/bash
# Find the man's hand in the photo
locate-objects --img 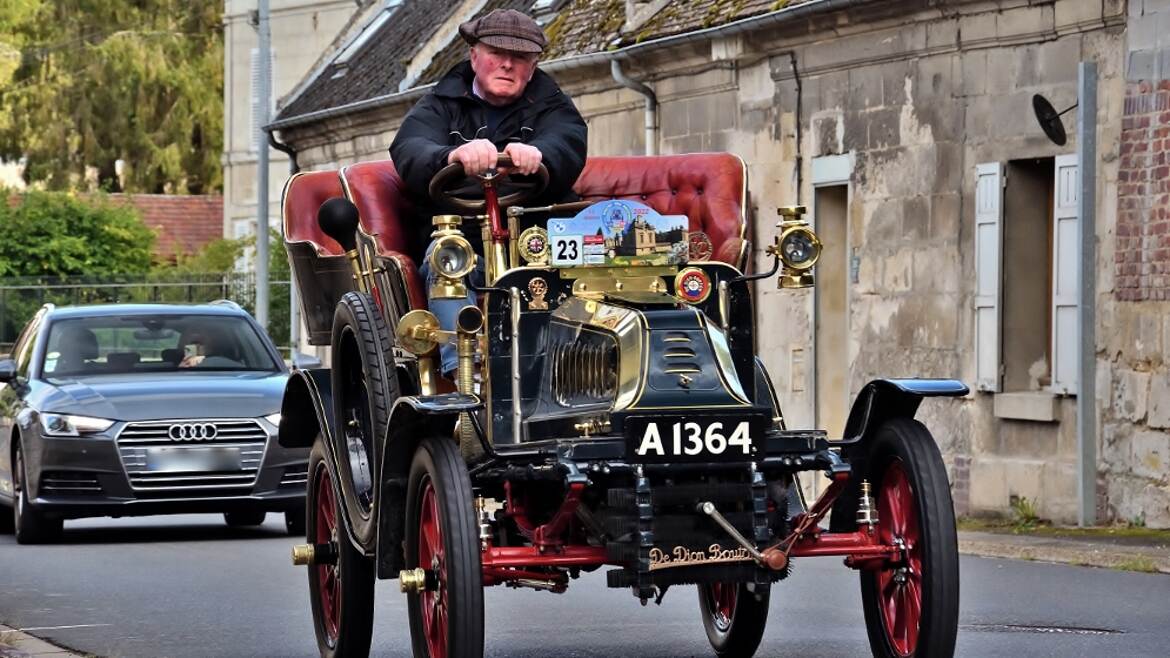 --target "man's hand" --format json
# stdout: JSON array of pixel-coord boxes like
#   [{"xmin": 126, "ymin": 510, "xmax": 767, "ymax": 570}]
[
  {"xmin": 448, "ymin": 139, "xmax": 498, "ymax": 176},
  {"xmin": 503, "ymin": 143, "xmax": 543, "ymax": 176}
]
